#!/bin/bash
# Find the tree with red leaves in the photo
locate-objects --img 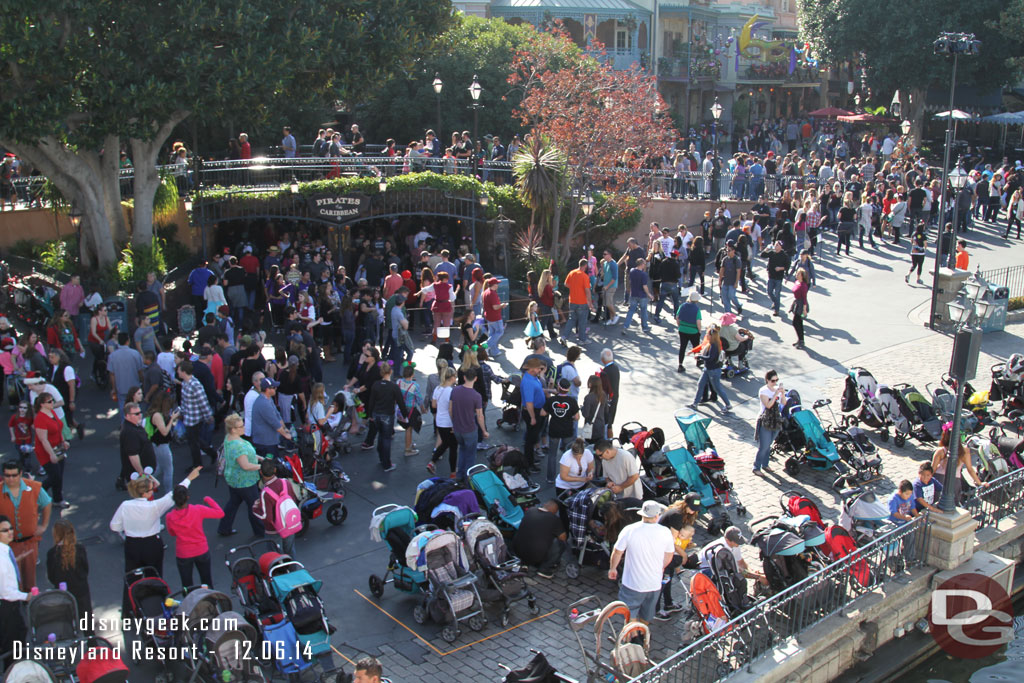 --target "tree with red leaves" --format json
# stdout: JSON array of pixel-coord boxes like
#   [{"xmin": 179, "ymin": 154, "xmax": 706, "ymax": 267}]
[{"xmin": 508, "ymin": 25, "xmax": 677, "ymax": 263}]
